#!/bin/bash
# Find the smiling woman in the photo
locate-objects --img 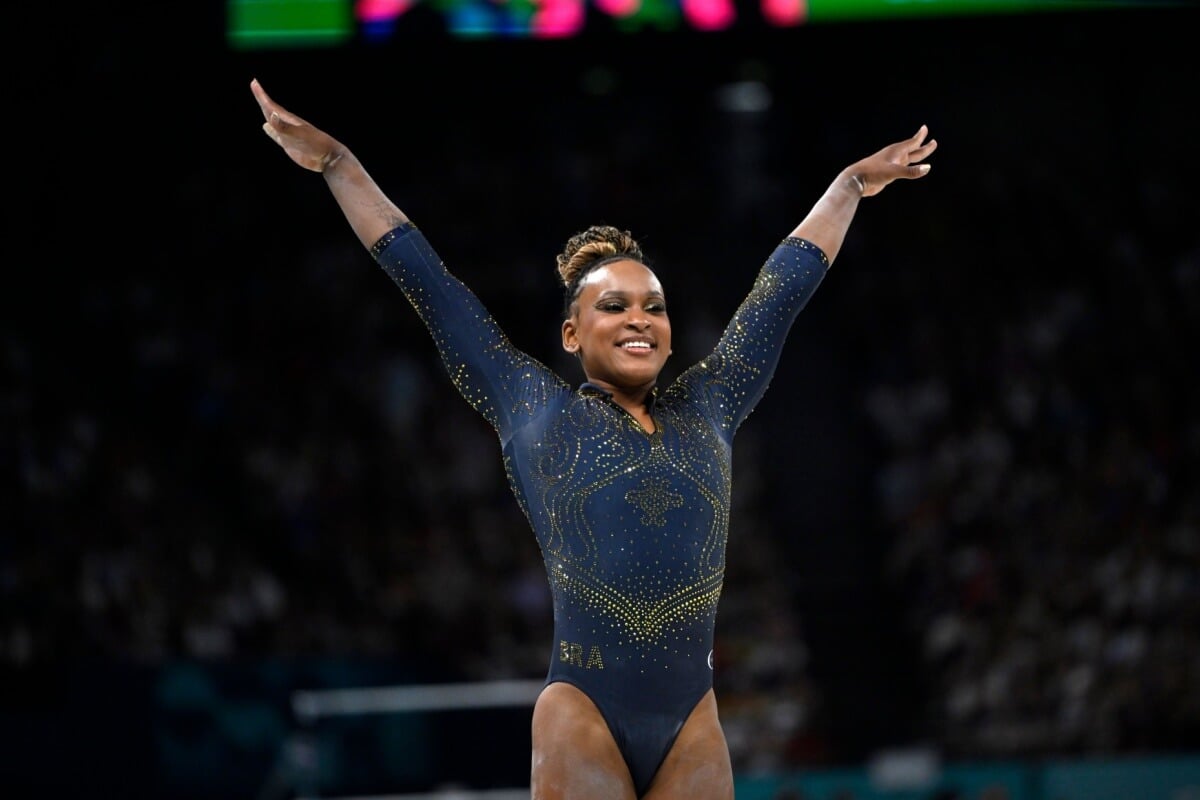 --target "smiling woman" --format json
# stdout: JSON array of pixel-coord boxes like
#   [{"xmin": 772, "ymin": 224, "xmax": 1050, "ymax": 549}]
[
  {"xmin": 558, "ymin": 231, "xmax": 674, "ymax": 431},
  {"xmin": 250, "ymin": 76, "xmax": 934, "ymax": 798}
]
